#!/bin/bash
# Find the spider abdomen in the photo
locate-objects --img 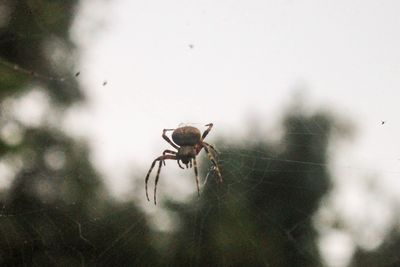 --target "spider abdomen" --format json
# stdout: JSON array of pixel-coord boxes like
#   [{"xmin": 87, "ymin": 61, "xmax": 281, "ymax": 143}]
[{"xmin": 172, "ymin": 126, "xmax": 201, "ymax": 146}]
